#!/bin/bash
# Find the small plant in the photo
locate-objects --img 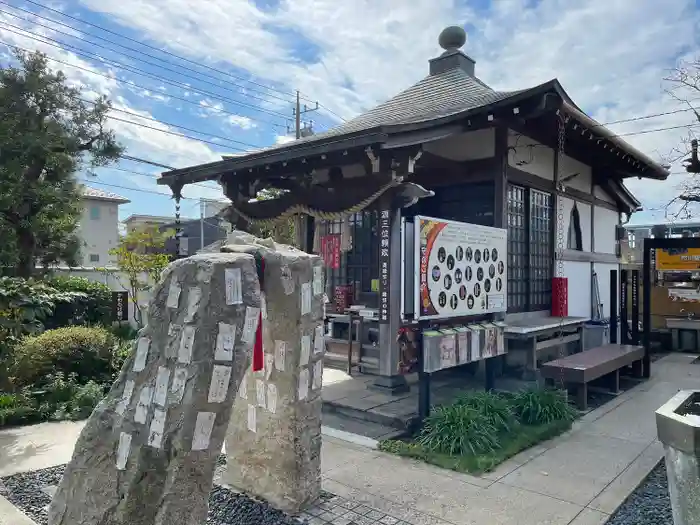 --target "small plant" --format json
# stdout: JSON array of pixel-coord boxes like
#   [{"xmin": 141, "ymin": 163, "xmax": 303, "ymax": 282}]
[
  {"xmin": 511, "ymin": 387, "xmax": 577, "ymax": 425},
  {"xmin": 417, "ymin": 404, "xmax": 500, "ymax": 456},
  {"xmin": 455, "ymin": 391, "xmax": 516, "ymax": 433}
]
